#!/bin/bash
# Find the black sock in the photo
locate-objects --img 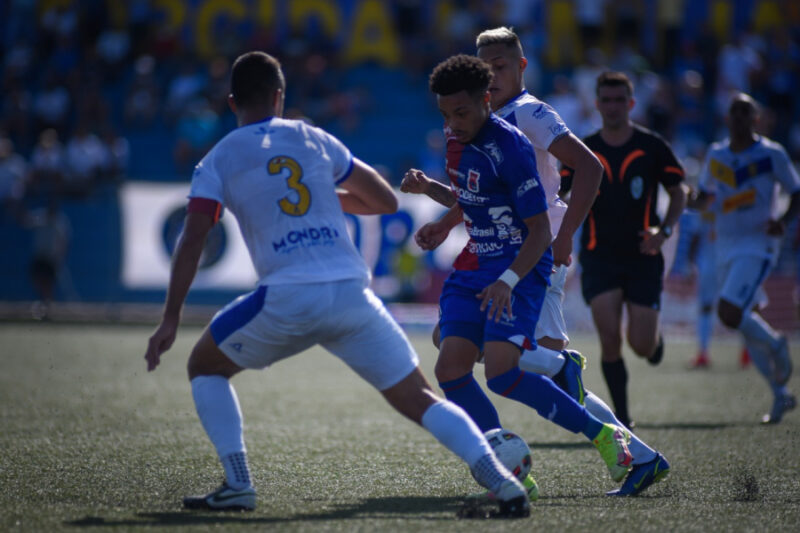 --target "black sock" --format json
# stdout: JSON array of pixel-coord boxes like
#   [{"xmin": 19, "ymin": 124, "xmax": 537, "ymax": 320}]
[{"xmin": 602, "ymin": 359, "xmax": 630, "ymax": 425}]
